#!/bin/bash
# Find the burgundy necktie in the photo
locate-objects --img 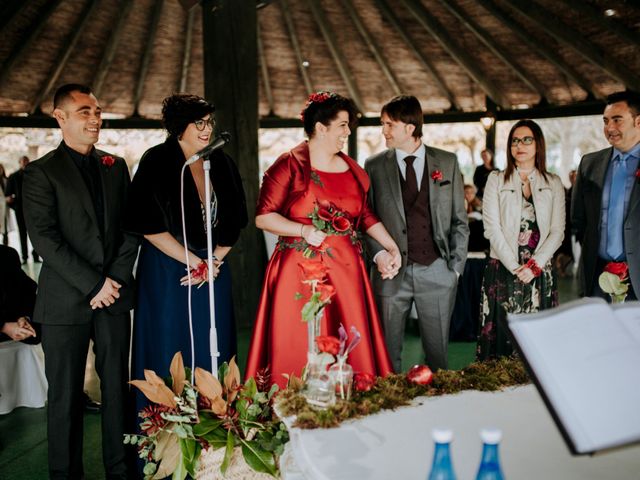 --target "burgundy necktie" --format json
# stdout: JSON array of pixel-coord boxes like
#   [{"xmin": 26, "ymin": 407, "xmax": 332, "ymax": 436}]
[{"xmin": 404, "ymin": 155, "xmax": 418, "ymax": 204}]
